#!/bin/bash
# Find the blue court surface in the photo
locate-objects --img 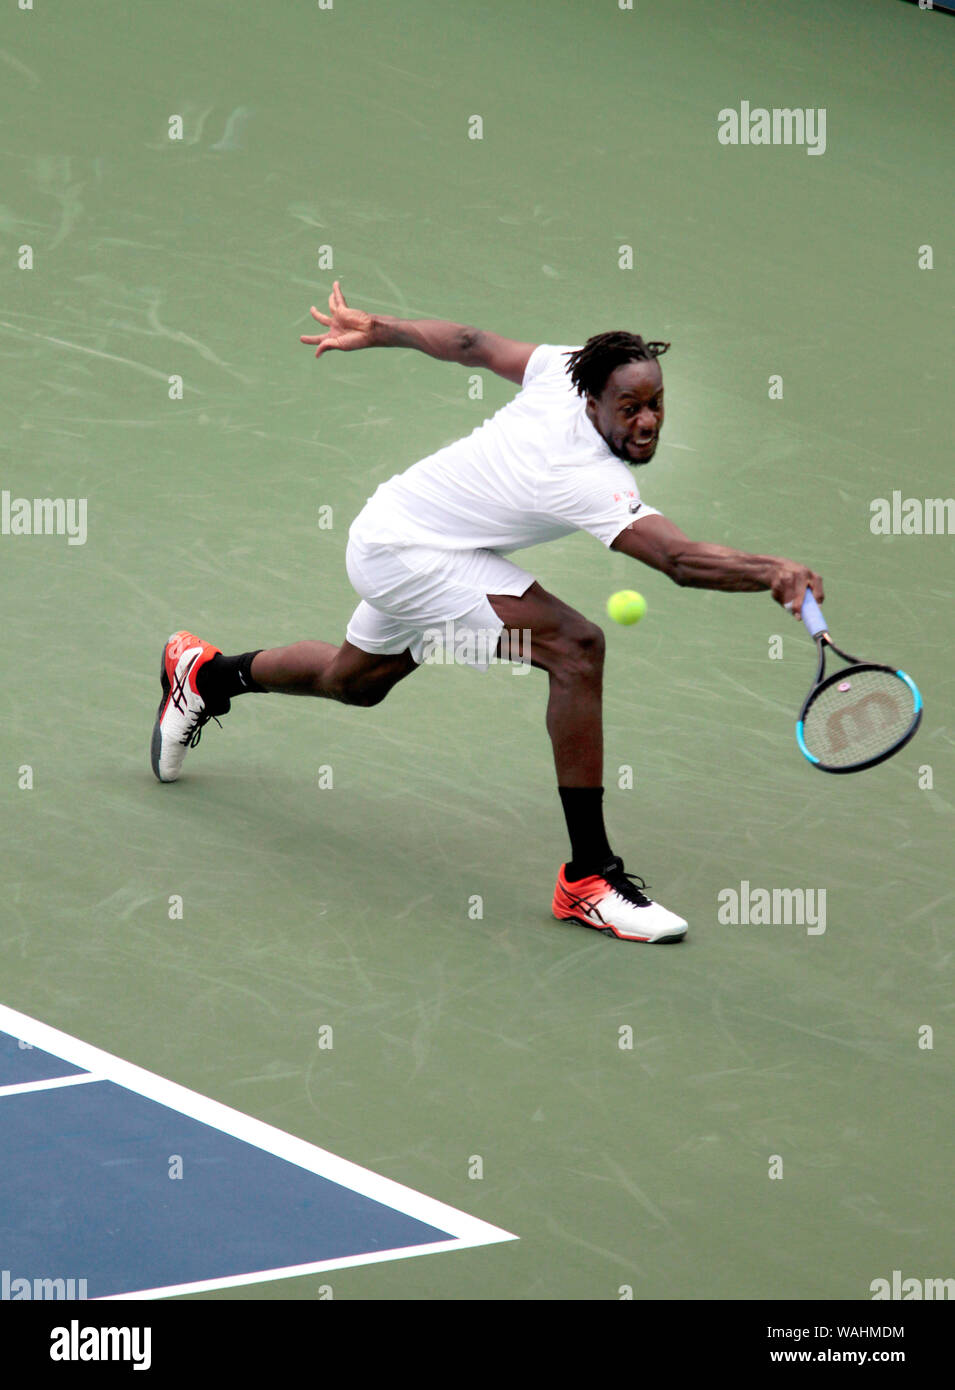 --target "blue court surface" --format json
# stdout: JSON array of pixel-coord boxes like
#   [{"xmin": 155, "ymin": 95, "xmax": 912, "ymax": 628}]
[{"xmin": 0, "ymin": 1006, "xmax": 516, "ymax": 1300}]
